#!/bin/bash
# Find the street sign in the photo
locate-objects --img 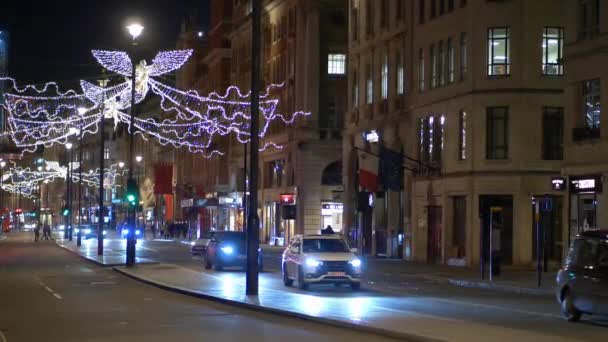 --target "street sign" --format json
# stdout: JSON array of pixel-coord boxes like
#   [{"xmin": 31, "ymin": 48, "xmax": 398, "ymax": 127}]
[{"xmin": 551, "ymin": 177, "xmax": 566, "ymax": 191}]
